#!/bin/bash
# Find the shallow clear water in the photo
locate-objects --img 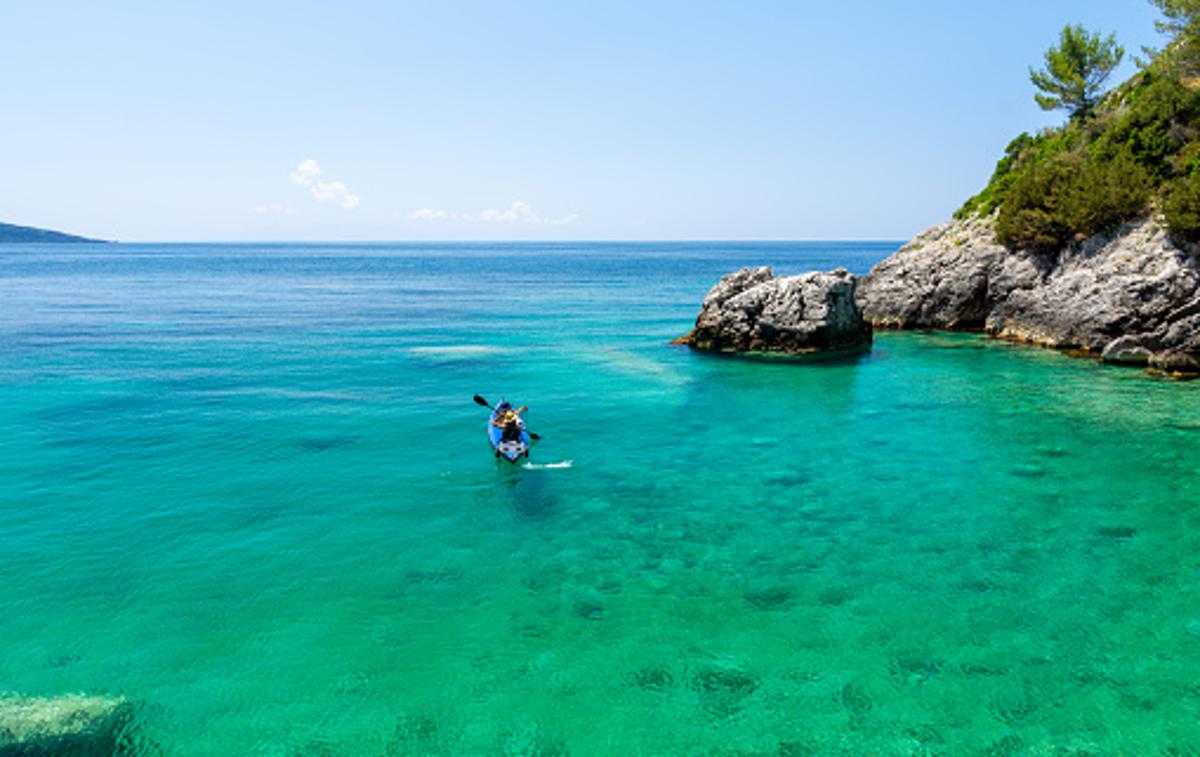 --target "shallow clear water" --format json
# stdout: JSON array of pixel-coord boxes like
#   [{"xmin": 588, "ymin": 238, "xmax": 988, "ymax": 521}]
[{"xmin": 1, "ymin": 241, "xmax": 1198, "ymax": 754}]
